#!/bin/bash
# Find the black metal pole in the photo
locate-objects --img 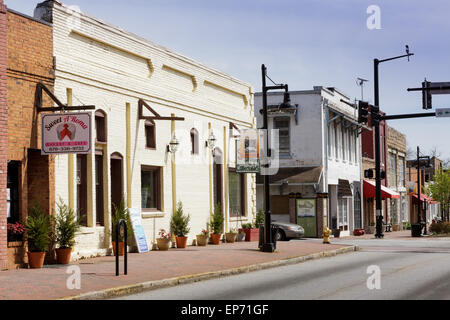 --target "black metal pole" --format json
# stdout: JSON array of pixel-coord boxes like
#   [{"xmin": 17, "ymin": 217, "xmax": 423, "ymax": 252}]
[
  {"xmin": 417, "ymin": 146, "xmax": 422, "ymax": 233},
  {"xmin": 115, "ymin": 221, "xmax": 119, "ymax": 276},
  {"xmin": 374, "ymin": 59, "xmax": 384, "ymax": 239},
  {"xmin": 261, "ymin": 64, "xmax": 274, "ymax": 253},
  {"xmin": 124, "ymin": 220, "xmax": 128, "ymax": 275}
]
